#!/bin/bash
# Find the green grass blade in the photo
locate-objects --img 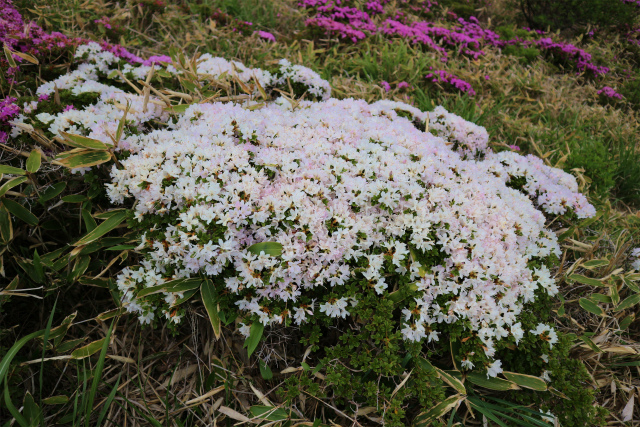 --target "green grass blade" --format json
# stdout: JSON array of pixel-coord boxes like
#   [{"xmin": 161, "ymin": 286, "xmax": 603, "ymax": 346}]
[
  {"xmin": 96, "ymin": 374, "xmax": 121, "ymax": 426},
  {"xmin": 3, "ymin": 380, "xmax": 29, "ymax": 427},
  {"xmin": 85, "ymin": 320, "xmax": 115, "ymax": 427},
  {"xmin": 40, "ymin": 298, "xmax": 58, "ymax": 412}
]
